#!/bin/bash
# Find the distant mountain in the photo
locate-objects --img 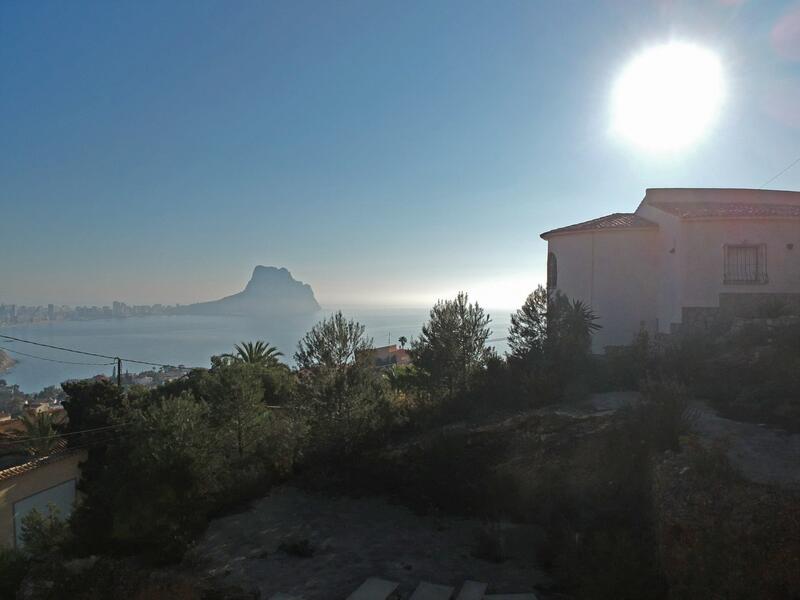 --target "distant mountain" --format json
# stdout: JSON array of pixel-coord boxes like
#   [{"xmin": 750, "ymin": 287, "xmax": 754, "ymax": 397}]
[{"xmin": 179, "ymin": 266, "xmax": 321, "ymax": 317}]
